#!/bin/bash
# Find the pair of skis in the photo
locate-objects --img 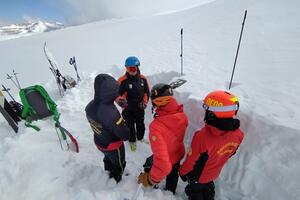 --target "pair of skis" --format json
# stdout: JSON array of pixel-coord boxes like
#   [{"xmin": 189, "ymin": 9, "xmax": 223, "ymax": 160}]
[
  {"xmin": 0, "ymin": 90, "xmax": 18, "ymax": 133},
  {"xmin": 43, "ymin": 42, "xmax": 80, "ymax": 97},
  {"xmin": 0, "ymin": 83, "xmax": 23, "ymax": 133}
]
